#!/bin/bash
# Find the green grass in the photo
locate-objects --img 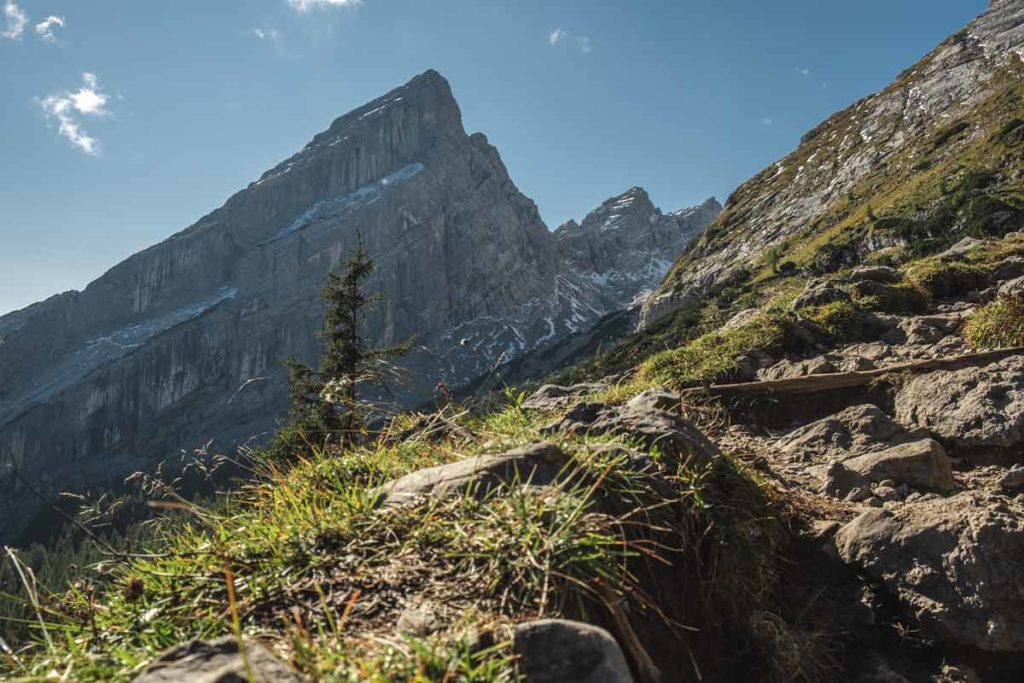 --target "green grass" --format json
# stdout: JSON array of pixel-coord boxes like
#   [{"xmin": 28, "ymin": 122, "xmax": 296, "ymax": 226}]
[
  {"xmin": 904, "ymin": 260, "xmax": 991, "ymax": 298},
  {"xmin": 0, "ymin": 385, "xmax": 809, "ymax": 682},
  {"xmin": 964, "ymin": 294, "xmax": 1024, "ymax": 349},
  {"xmin": 637, "ymin": 312, "xmax": 800, "ymax": 388}
]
